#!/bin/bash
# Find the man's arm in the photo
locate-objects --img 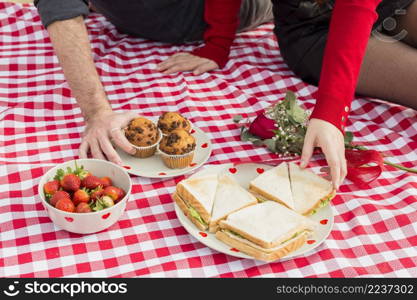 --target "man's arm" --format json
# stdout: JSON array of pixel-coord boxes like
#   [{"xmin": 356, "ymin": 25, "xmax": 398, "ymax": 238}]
[
  {"xmin": 48, "ymin": 16, "xmax": 111, "ymax": 119},
  {"xmin": 46, "ymin": 17, "xmax": 137, "ymax": 163}
]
